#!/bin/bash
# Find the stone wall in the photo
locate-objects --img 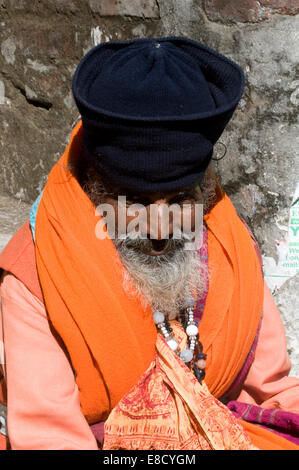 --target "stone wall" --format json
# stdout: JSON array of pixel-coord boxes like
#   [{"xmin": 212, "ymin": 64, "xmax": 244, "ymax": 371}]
[{"xmin": 0, "ymin": 1, "xmax": 298, "ymax": 375}]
